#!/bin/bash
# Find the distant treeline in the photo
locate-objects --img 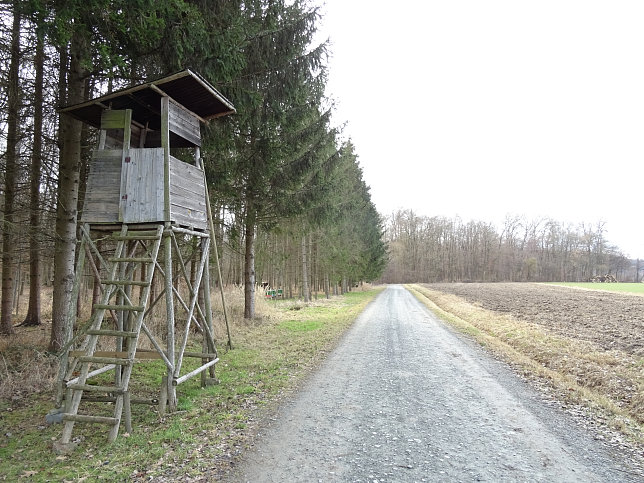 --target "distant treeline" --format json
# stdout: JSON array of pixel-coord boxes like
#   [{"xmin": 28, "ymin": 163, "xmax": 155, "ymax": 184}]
[{"xmin": 382, "ymin": 209, "xmax": 637, "ymax": 283}]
